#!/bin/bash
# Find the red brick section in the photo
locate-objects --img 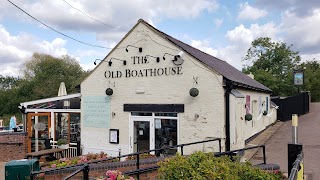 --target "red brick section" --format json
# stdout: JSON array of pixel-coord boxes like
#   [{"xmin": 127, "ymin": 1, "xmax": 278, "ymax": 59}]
[
  {"xmin": 42, "ymin": 161, "xmax": 160, "ymax": 180},
  {"xmin": 0, "ymin": 132, "xmax": 28, "ymax": 161}
]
